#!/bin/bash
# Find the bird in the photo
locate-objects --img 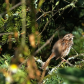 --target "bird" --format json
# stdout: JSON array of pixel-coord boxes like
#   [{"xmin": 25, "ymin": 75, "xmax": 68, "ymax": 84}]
[{"xmin": 42, "ymin": 33, "xmax": 74, "ymax": 69}]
